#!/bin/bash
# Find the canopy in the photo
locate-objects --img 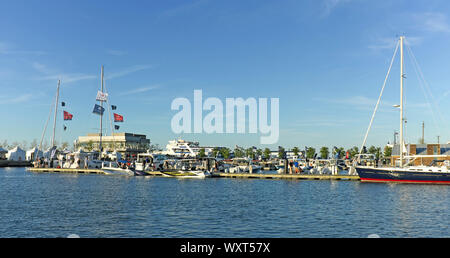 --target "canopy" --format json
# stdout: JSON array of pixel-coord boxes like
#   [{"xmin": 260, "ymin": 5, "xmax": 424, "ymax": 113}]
[
  {"xmin": 7, "ymin": 146, "xmax": 26, "ymax": 161},
  {"xmin": 26, "ymin": 147, "xmax": 44, "ymax": 161}
]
